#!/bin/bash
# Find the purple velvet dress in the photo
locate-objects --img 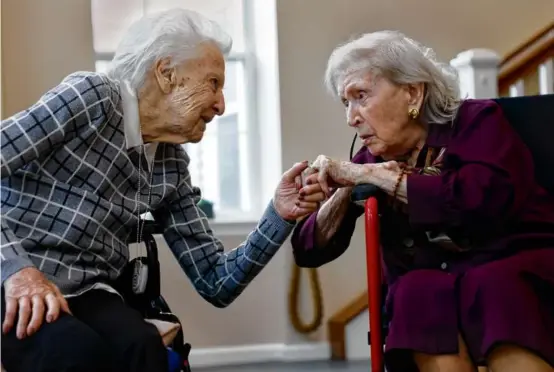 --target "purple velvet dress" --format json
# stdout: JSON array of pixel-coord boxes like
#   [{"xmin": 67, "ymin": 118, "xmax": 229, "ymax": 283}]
[{"xmin": 291, "ymin": 100, "xmax": 554, "ymax": 369}]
